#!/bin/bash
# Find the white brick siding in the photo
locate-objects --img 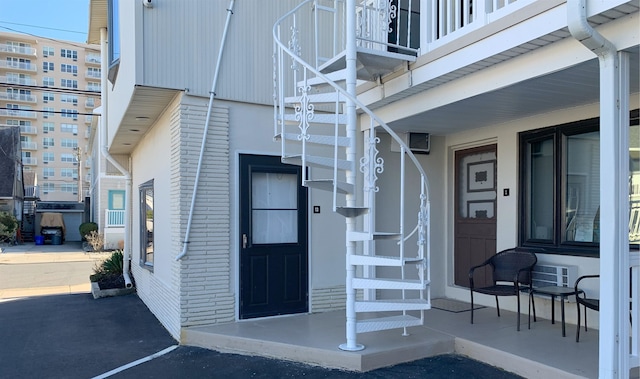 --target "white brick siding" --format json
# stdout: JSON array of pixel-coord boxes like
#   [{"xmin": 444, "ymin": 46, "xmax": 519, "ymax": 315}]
[
  {"xmin": 311, "ymin": 285, "xmax": 347, "ymax": 312},
  {"xmin": 172, "ymin": 96, "xmax": 235, "ymax": 328}
]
